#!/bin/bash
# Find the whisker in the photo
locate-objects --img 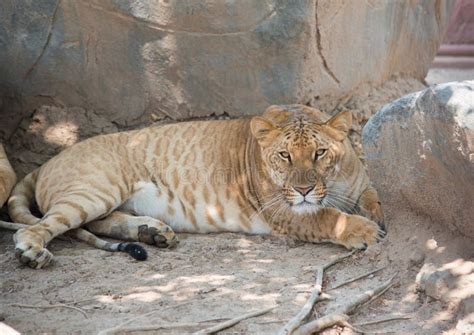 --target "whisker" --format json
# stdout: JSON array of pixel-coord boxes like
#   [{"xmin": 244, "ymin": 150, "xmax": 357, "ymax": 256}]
[
  {"xmin": 325, "ymin": 197, "xmax": 357, "ymax": 211},
  {"xmin": 268, "ymin": 201, "xmax": 289, "ymax": 224},
  {"xmin": 325, "ymin": 191, "xmax": 358, "ymax": 205},
  {"xmin": 326, "ymin": 196, "xmax": 357, "ymax": 209},
  {"xmin": 325, "ymin": 192, "xmax": 359, "ymax": 214},
  {"xmin": 249, "ymin": 194, "xmax": 285, "ymax": 222},
  {"xmin": 323, "ymin": 198, "xmax": 341, "ymax": 211}
]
